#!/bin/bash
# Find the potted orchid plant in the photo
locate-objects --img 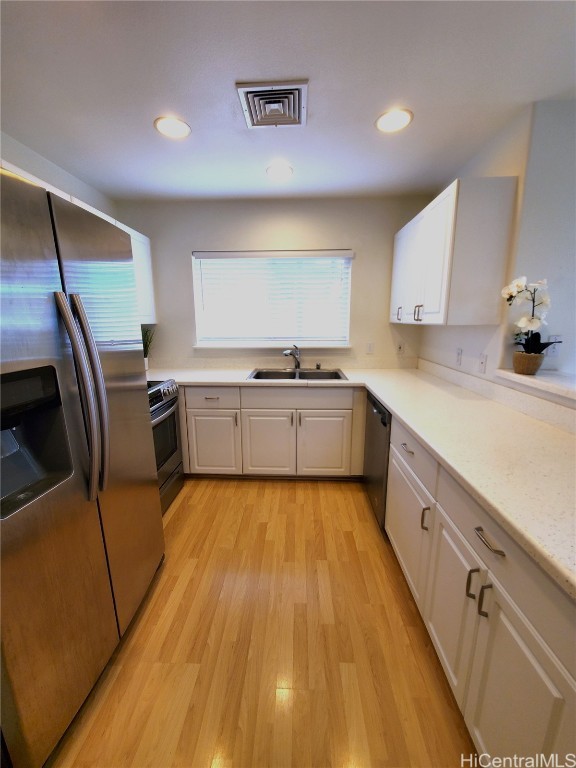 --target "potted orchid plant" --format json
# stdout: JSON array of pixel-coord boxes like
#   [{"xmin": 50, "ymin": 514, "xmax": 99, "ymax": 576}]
[{"xmin": 501, "ymin": 276, "xmax": 562, "ymax": 374}]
